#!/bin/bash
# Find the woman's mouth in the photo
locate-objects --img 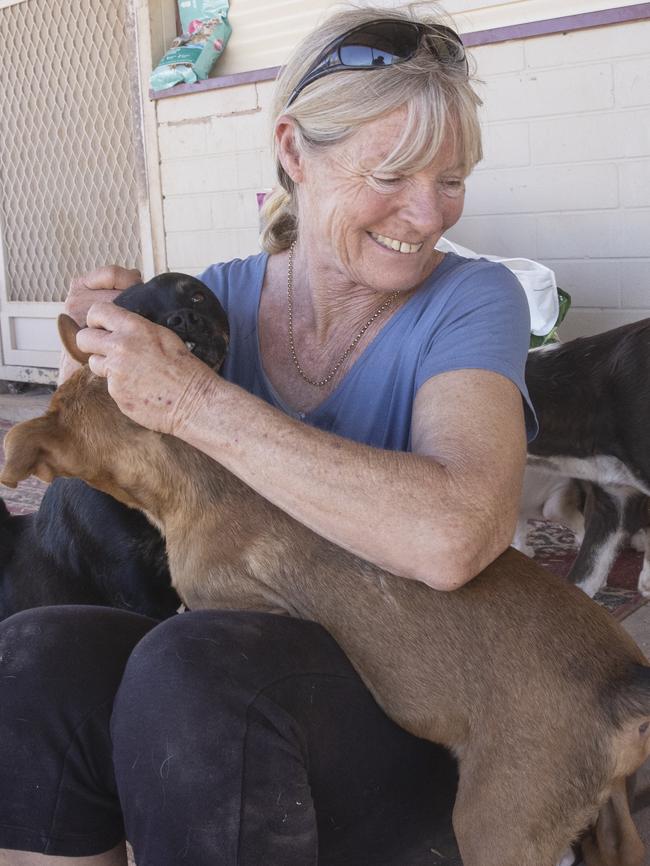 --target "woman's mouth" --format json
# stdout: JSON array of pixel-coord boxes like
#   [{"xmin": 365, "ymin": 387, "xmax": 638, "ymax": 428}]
[{"xmin": 369, "ymin": 232, "xmax": 424, "ymax": 254}]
